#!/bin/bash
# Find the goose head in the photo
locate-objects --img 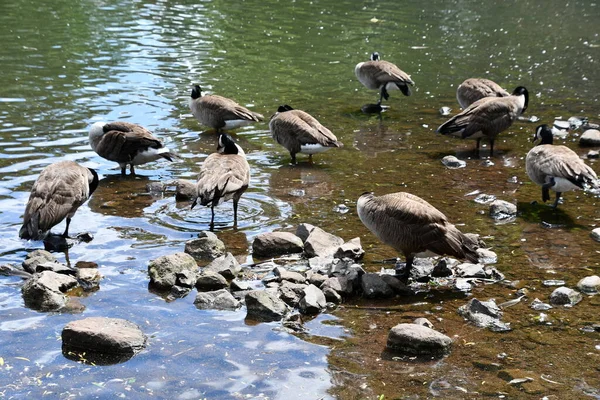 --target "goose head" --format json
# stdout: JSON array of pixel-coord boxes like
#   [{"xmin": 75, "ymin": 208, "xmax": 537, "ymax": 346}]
[
  {"xmin": 217, "ymin": 133, "xmax": 241, "ymax": 155},
  {"xmin": 533, "ymin": 124, "xmax": 553, "ymax": 145},
  {"xmin": 191, "ymin": 85, "xmax": 202, "ymax": 100},
  {"xmin": 512, "ymin": 86, "xmax": 529, "ymax": 113},
  {"xmin": 370, "ymin": 52, "xmax": 380, "ymax": 61}
]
